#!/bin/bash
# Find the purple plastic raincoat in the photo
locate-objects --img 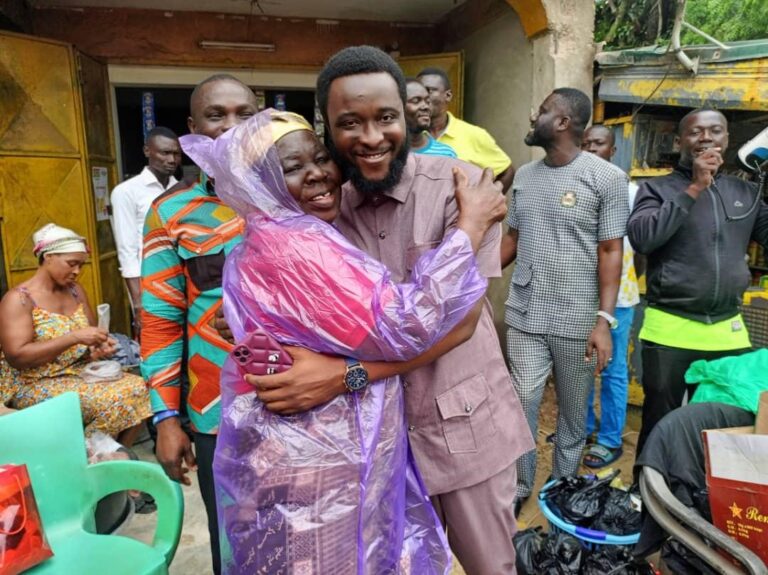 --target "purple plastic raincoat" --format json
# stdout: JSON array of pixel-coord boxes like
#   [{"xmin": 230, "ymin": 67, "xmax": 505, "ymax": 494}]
[{"xmin": 181, "ymin": 110, "xmax": 487, "ymax": 574}]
